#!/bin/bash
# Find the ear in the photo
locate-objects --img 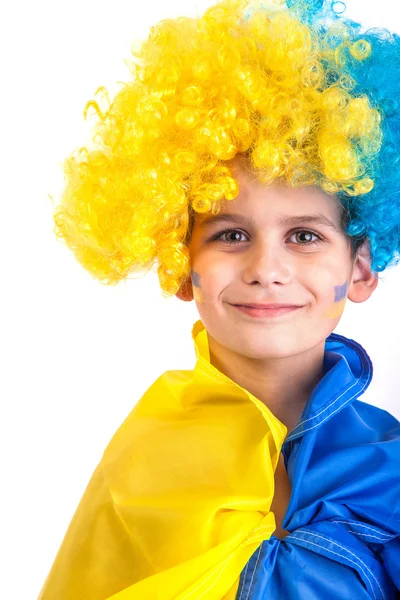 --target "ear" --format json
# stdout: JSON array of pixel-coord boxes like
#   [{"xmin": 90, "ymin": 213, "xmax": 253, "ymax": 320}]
[
  {"xmin": 175, "ymin": 275, "xmax": 194, "ymax": 302},
  {"xmin": 347, "ymin": 240, "xmax": 379, "ymax": 303}
]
